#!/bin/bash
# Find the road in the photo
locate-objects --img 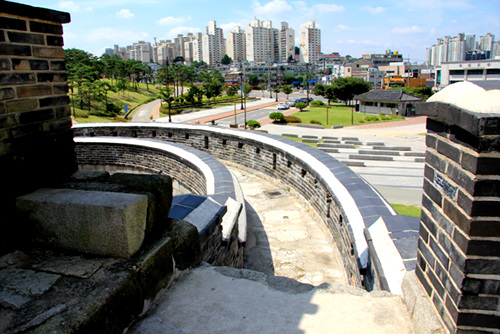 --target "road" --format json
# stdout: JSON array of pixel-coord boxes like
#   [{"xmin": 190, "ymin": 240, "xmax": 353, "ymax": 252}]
[{"xmin": 131, "ymin": 99, "xmax": 162, "ymax": 122}]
